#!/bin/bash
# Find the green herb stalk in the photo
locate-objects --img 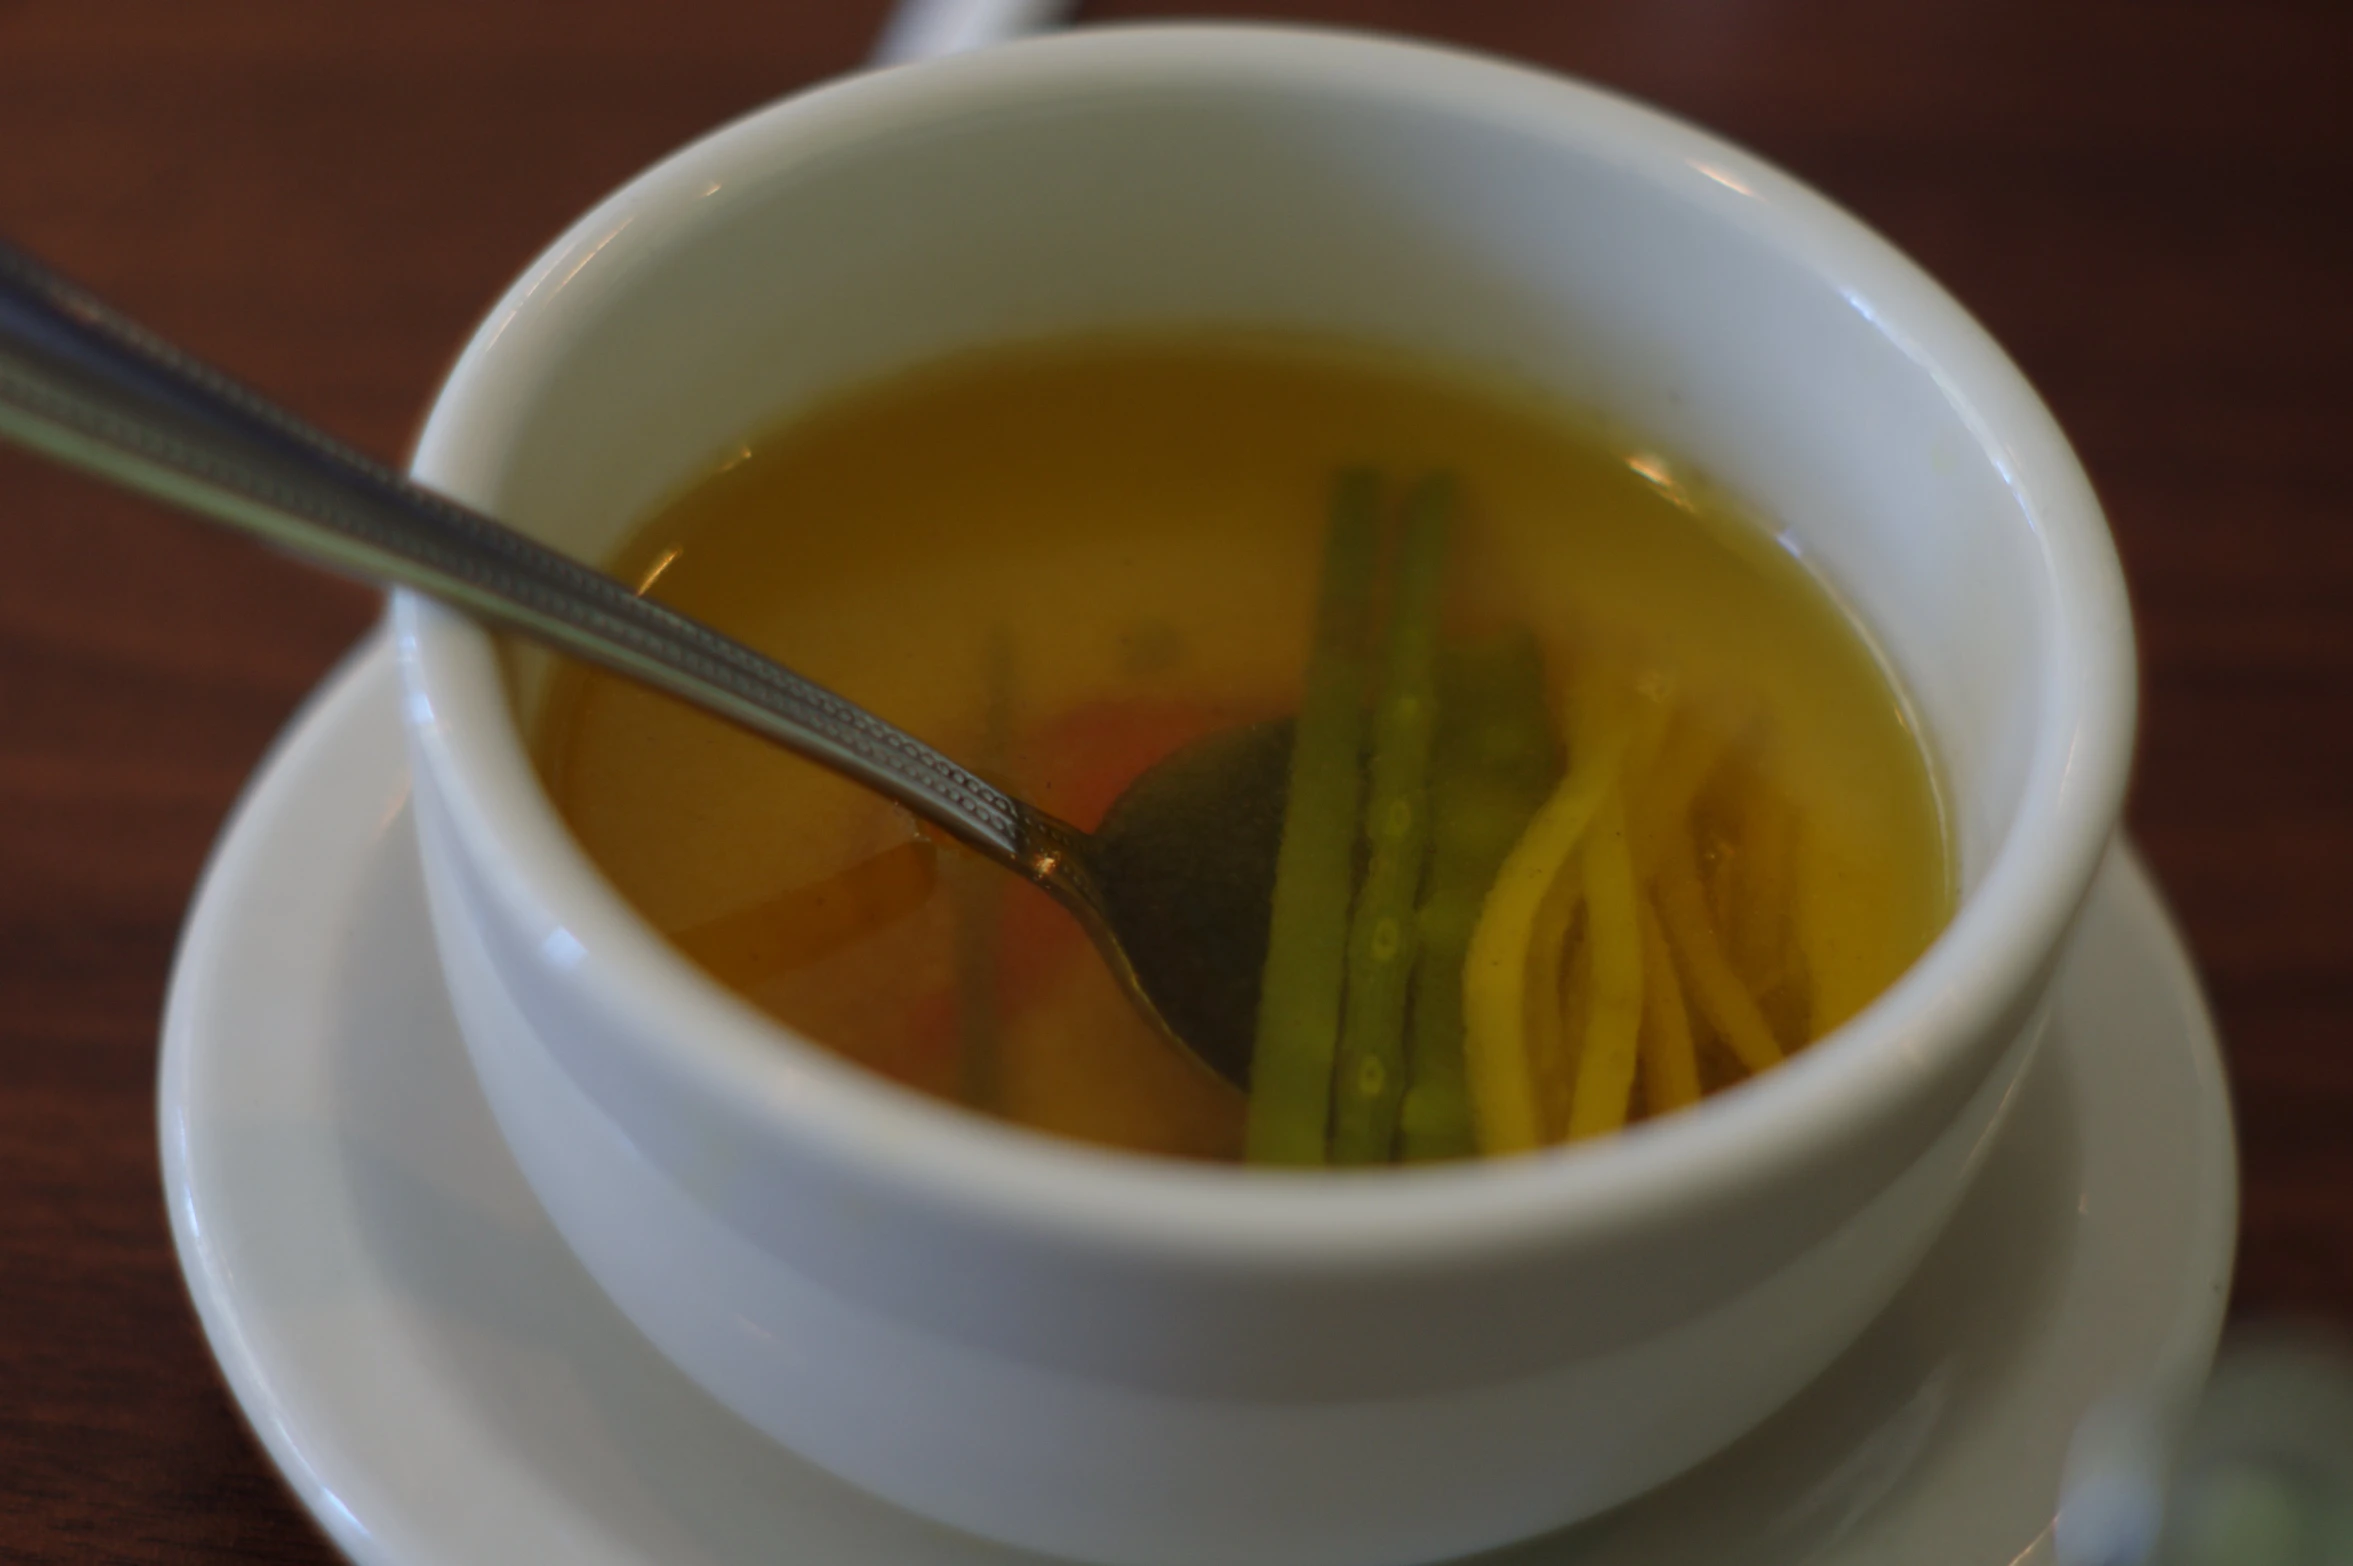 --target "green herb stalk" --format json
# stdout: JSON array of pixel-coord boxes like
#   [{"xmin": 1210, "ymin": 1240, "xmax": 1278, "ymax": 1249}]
[
  {"xmin": 1245, "ymin": 471, "xmax": 1383, "ymax": 1165},
  {"xmin": 1328, "ymin": 477, "xmax": 1453, "ymax": 1164},
  {"xmin": 1397, "ymin": 629, "xmax": 1561, "ymax": 1161}
]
